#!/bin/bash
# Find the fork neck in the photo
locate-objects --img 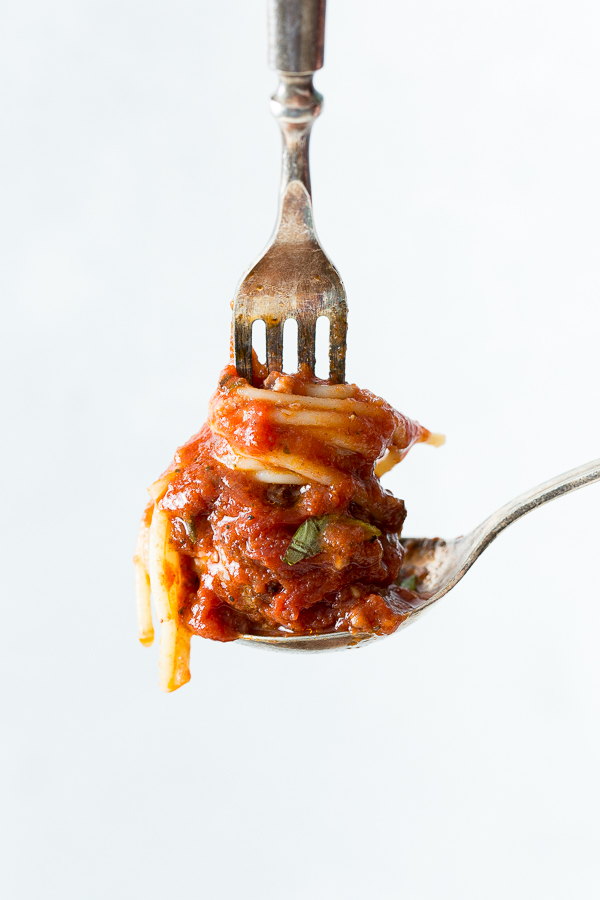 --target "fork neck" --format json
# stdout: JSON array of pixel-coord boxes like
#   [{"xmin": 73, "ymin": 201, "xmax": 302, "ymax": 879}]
[{"xmin": 271, "ymin": 73, "xmax": 322, "ymax": 205}]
